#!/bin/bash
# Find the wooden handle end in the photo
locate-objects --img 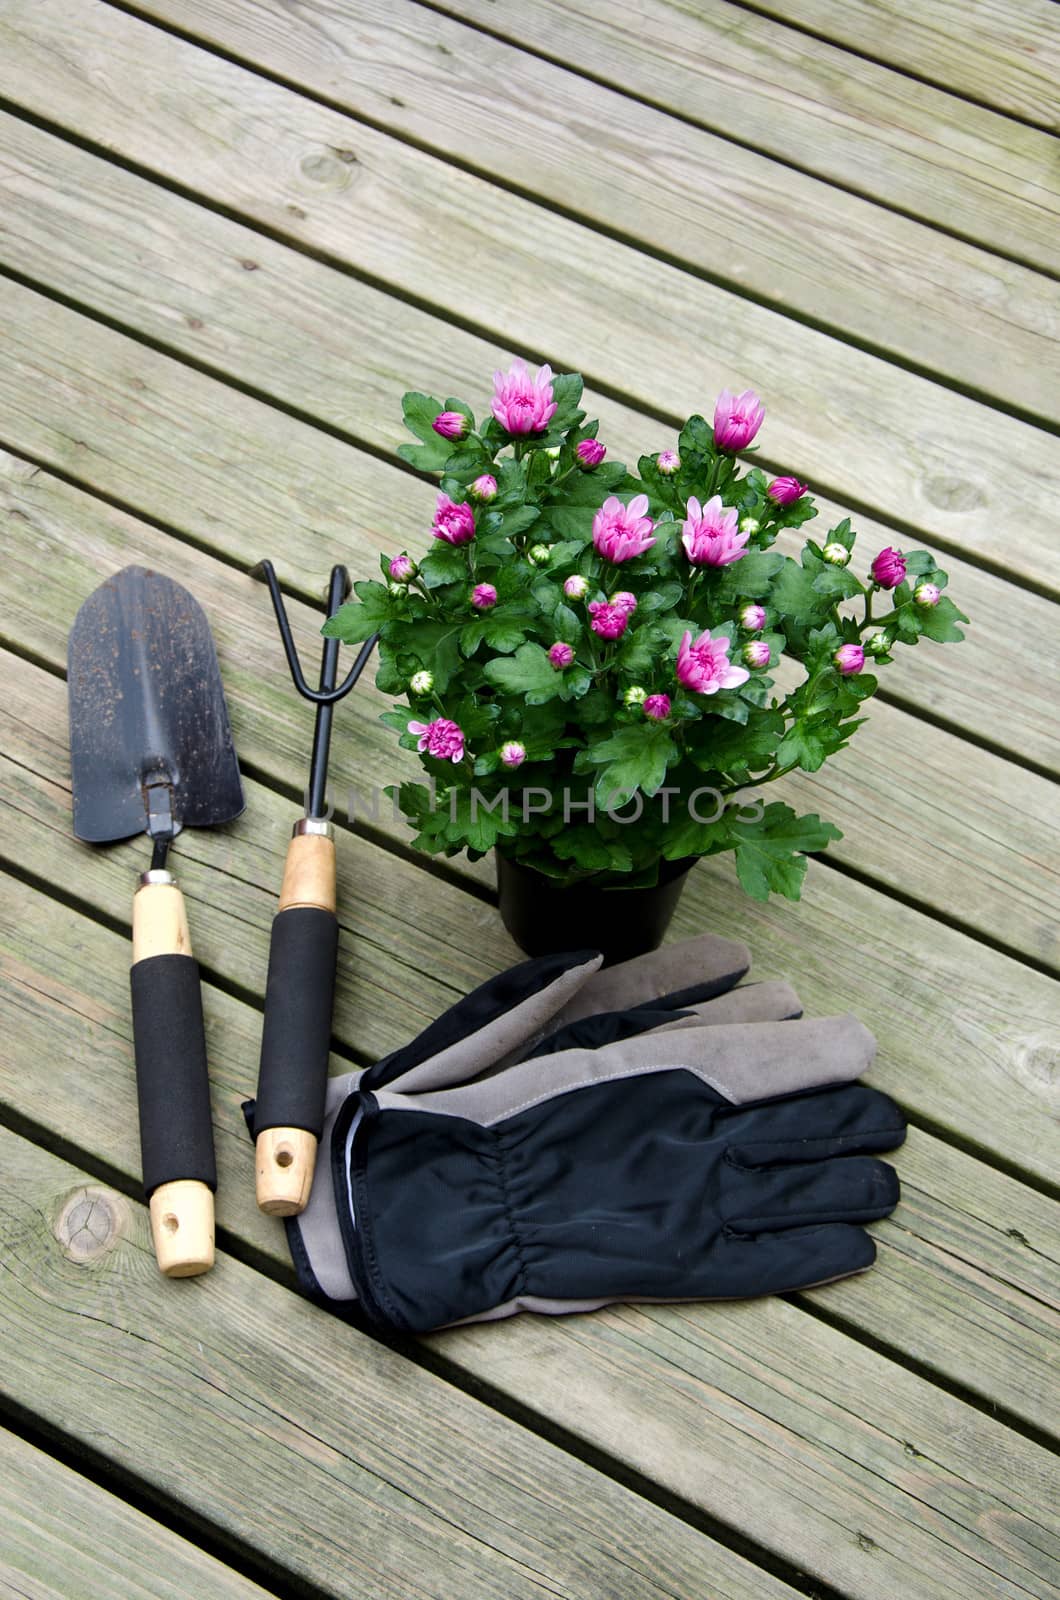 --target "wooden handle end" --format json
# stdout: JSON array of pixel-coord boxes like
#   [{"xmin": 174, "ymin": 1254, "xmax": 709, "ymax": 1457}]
[
  {"xmin": 149, "ymin": 1180, "xmax": 215, "ymax": 1277},
  {"xmin": 255, "ymin": 1128, "xmax": 318, "ymax": 1216}
]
